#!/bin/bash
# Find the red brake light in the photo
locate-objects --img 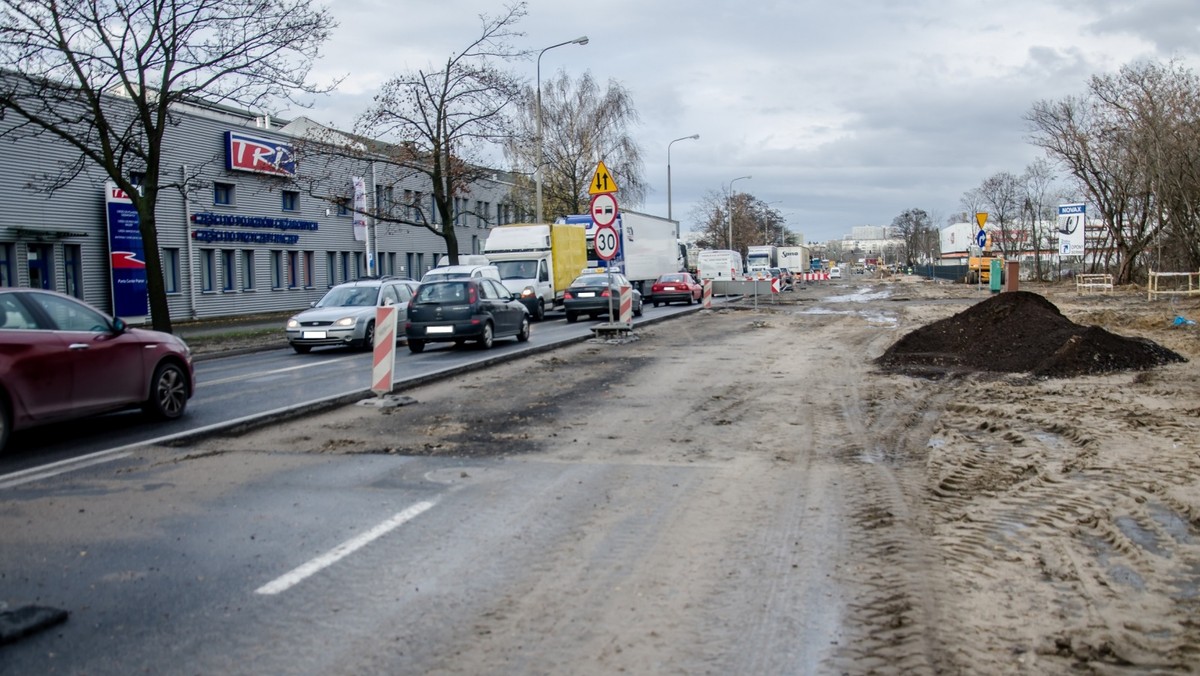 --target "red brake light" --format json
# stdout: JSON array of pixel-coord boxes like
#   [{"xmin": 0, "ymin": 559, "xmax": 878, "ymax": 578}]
[
  {"xmin": 564, "ymin": 291, "xmax": 573, "ymax": 300},
  {"xmin": 601, "ymin": 289, "xmax": 611, "ymax": 297},
  {"xmin": 467, "ymin": 285, "xmax": 477, "ymax": 303}
]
